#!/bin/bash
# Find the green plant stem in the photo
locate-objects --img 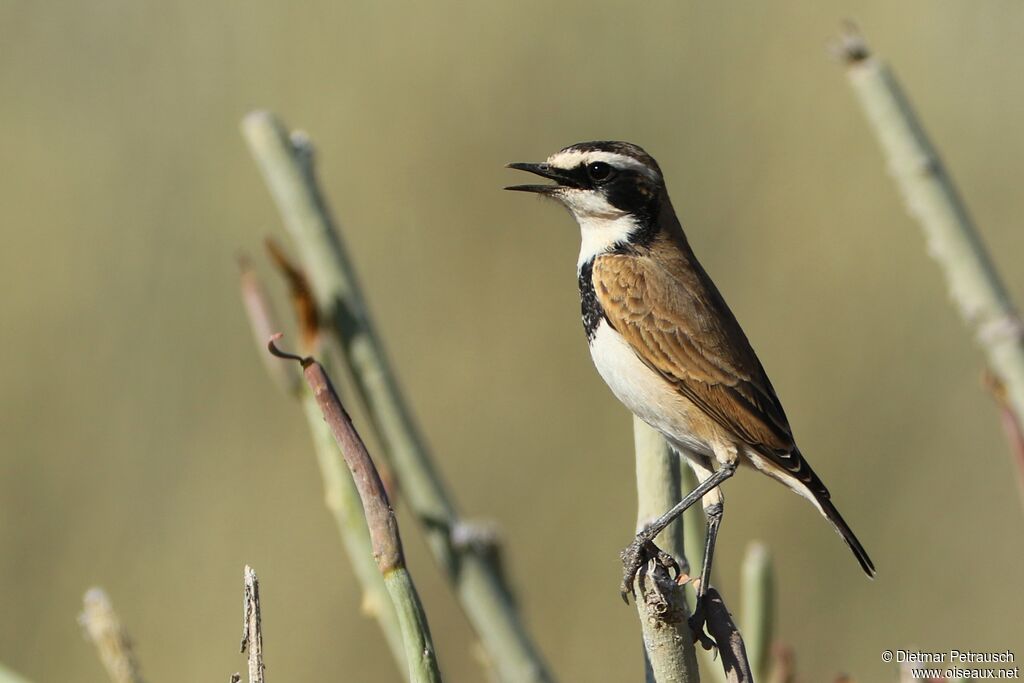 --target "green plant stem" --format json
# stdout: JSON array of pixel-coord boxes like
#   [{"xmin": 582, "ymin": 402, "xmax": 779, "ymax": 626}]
[
  {"xmin": 840, "ymin": 28, "xmax": 1024, "ymax": 433},
  {"xmin": 633, "ymin": 417, "xmax": 700, "ymax": 683},
  {"xmin": 385, "ymin": 569, "xmax": 442, "ymax": 683},
  {"xmin": 0, "ymin": 664, "xmax": 33, "ymax": 683},
  {"xmin": 739, "ymin": 542, "xmax": 774, "ymax": 680},
  {"xmin": 242, "ymin": 111, "xmax": 552, "ymax": 683}
]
